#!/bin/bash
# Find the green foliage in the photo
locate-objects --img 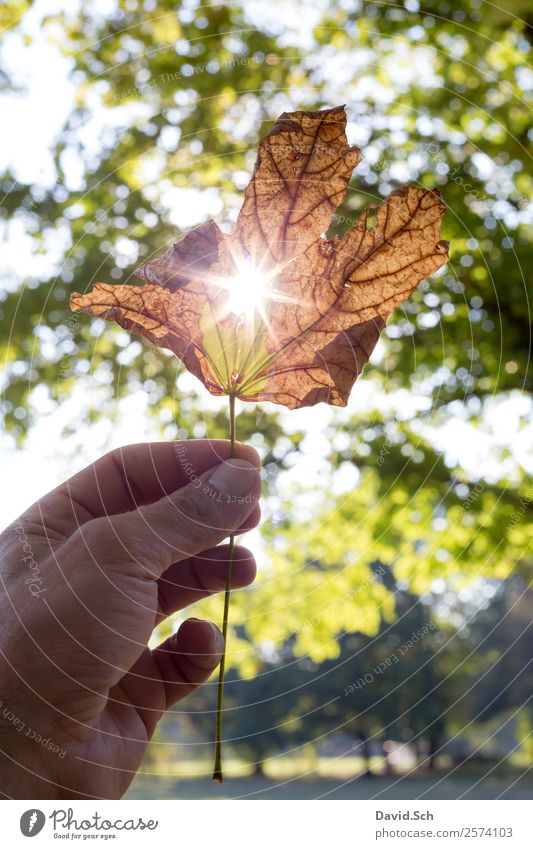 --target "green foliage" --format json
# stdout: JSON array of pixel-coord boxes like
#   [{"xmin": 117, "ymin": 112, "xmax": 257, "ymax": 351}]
[
  {"xmin": 2, "ymin": 0, "xmax": 531, "ymax": 433},
  {"xmin": 316, "ymin": 0, "xmax": 532, "ymax": 403},
  {"xmin": 1, "ymin": 2, "xmax": 531, "ymax": 707}
]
